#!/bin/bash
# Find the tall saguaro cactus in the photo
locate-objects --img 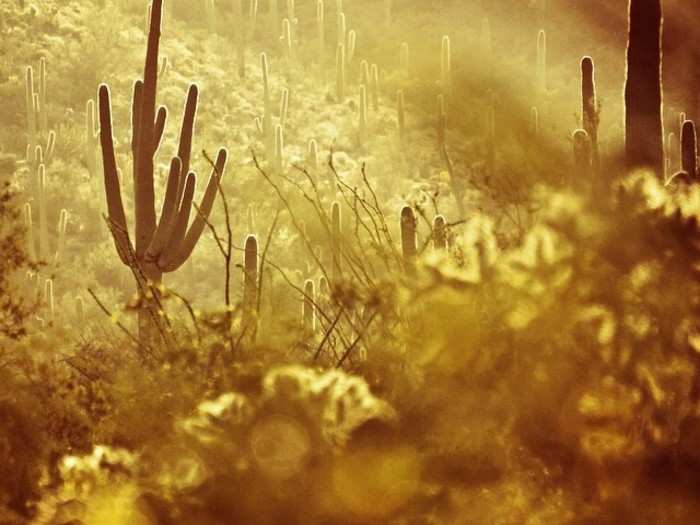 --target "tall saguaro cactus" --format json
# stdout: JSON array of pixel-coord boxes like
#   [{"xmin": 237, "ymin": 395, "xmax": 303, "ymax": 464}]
[
  {"xmin": 624, "ymin": 0, "xmax": 663, "ymax": 175},
  {"xmin": 98, "ymin": 0, "xmax": 228, "ymax": 337}
]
